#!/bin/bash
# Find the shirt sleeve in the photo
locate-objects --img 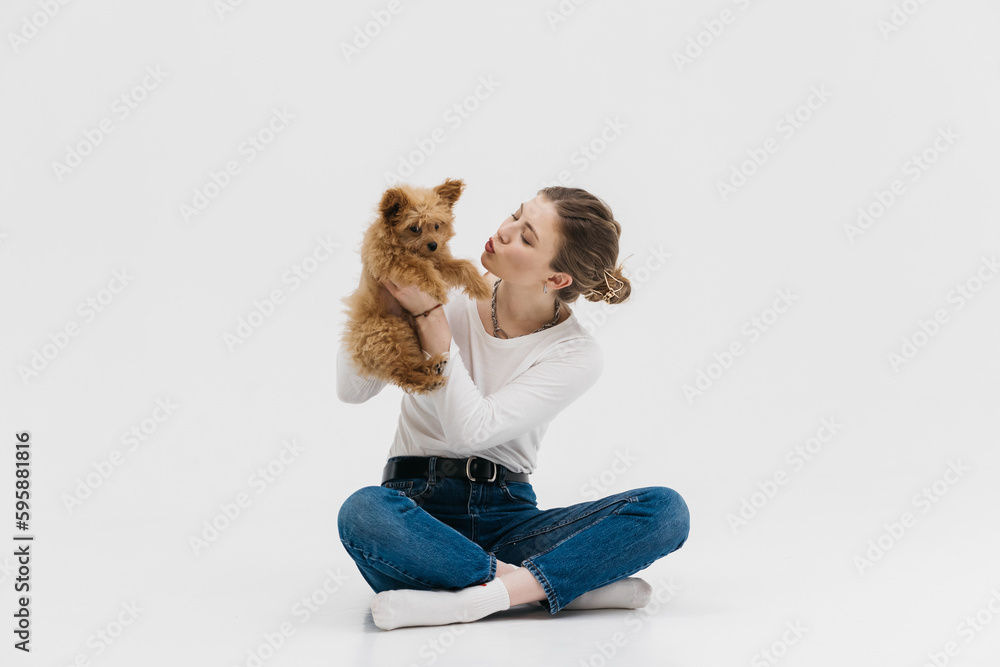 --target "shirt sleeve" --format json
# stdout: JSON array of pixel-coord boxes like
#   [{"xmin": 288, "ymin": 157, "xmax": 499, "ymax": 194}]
[
  {"xmin": 336, "ymin": 344, "xmax": 389, "ymax": 404},
  {"xmin": 428, "ymin": 336, "xmax": 604, "ymax": 456}
]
